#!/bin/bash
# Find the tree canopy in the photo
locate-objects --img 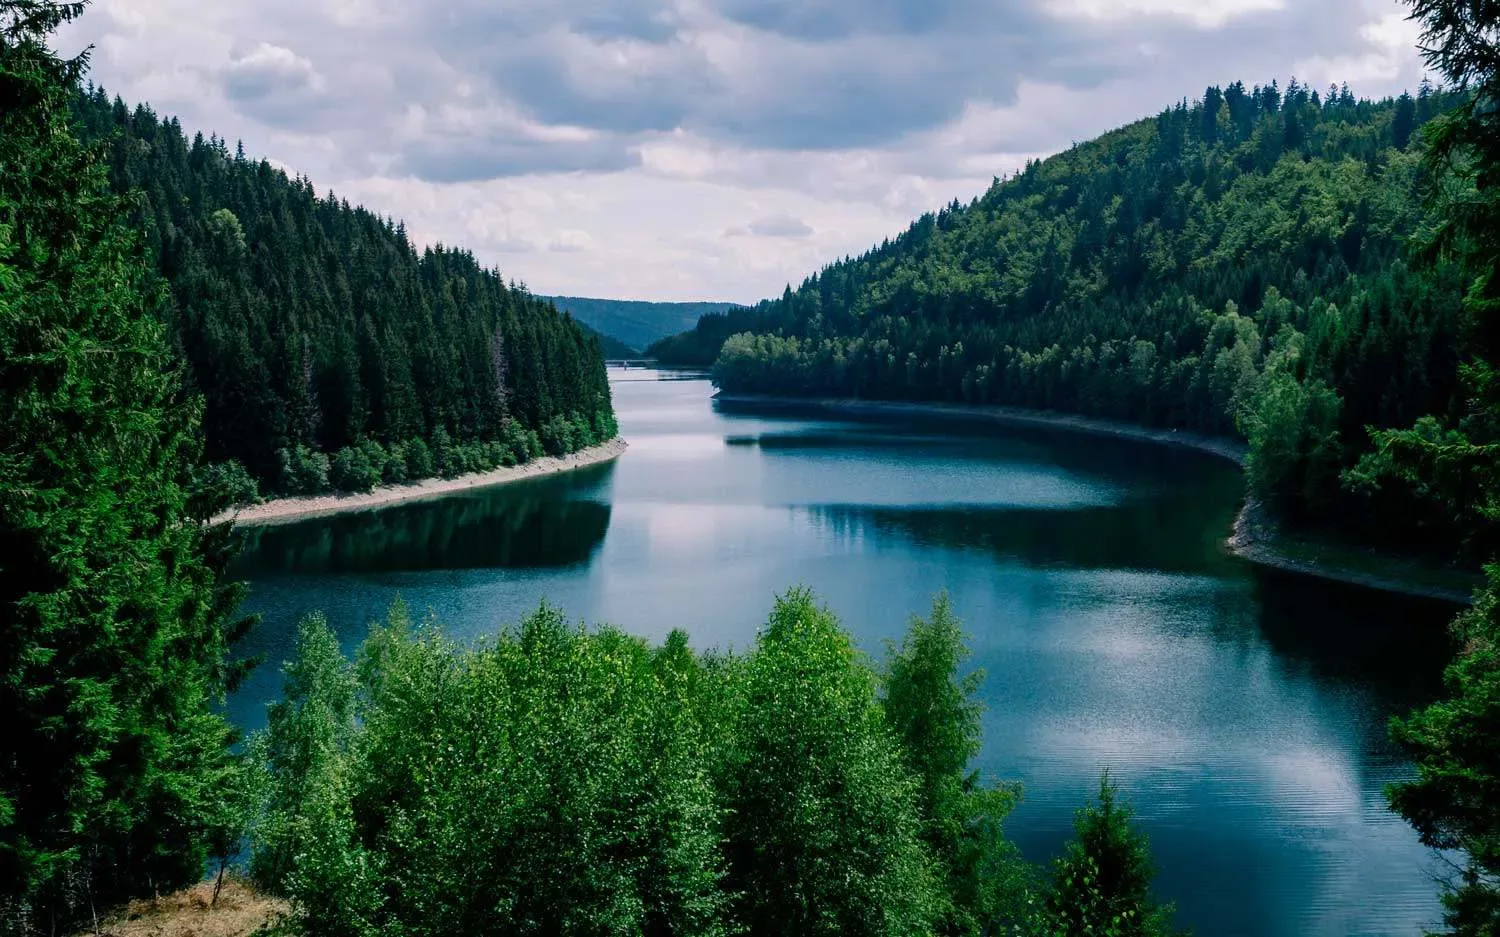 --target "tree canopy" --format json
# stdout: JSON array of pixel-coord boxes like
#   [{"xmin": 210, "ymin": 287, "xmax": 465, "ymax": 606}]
[
  {"xmin": 661, "ymin": 80, "xmax": 1480, "ymax": 557},
  {"xmin": 68, "ymin": 87, "xmax": 617, "ymax": 497}
]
